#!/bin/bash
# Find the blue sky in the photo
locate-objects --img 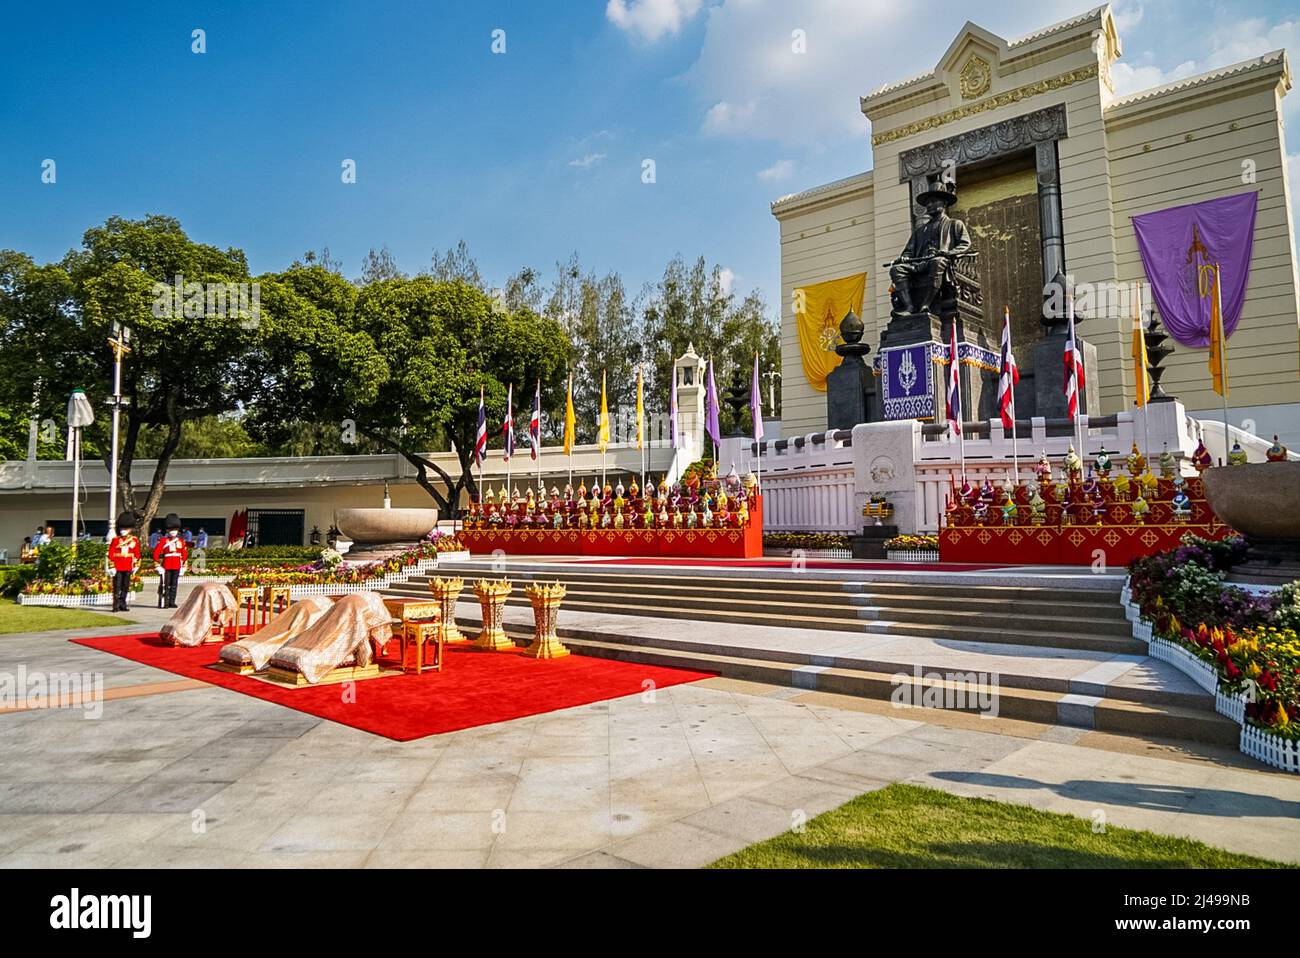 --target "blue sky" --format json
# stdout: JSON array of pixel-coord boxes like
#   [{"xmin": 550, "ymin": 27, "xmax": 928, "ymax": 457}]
[{"xmin": 2, "ymin": 1, "xmax": 1297, "ymax": 315}]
